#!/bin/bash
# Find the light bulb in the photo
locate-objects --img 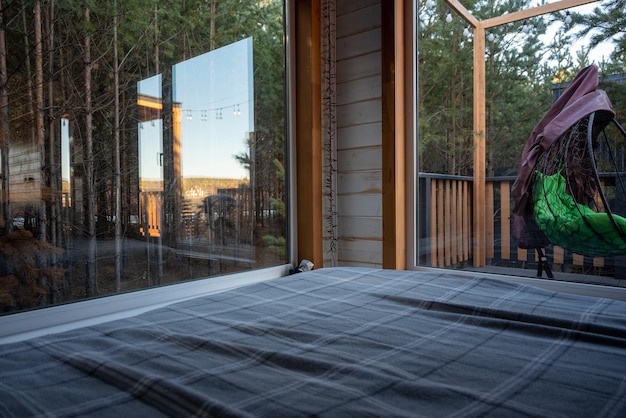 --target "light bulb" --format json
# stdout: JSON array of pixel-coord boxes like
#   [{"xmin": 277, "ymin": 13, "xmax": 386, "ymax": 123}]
[
  {"xmin": 565, "ymin": 11, "xmax": 572, "ymax": 25},
  {"xmin": 463, "ymin": 27, "xmax": 470, "ymax": 37},
  {"xmin": 446, "ymin": 13, "xmax": 452, "ymax": 23},
  {"xmin": 487, "ymin": 32, "xmax": 495, "ymax": 42}
]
